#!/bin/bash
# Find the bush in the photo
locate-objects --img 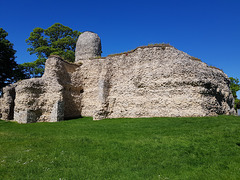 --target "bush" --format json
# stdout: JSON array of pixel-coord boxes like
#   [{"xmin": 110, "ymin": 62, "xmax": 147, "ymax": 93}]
[{"xmin": 235, "ymin": 99, "xmax": 240, "ymax": 109}]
